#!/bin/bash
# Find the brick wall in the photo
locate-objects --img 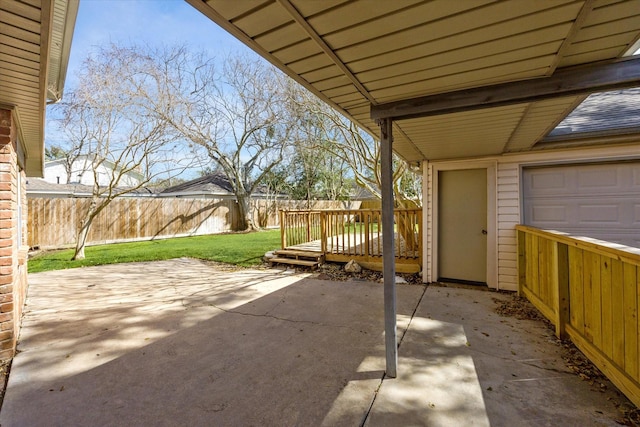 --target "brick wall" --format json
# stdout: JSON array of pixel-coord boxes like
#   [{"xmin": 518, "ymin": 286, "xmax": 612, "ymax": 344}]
[{"xmin": 0, "ymin": 108, "xmax": 28, "ymax": 360}]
